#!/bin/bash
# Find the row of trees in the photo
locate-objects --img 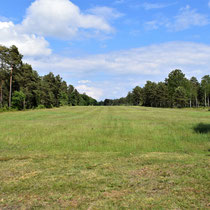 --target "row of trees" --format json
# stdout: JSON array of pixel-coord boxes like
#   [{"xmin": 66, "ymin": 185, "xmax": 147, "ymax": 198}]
[
  {"xmin": 101, "ymin": 70, "xmax": 210, "ymax": 108},
  {"xmin": 1, "ymin": 45, "xmax": 209, "ymax": 110},
  {"xmin": 0, "ymin": 45, "xmax": 97, "ymax": 110}
]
